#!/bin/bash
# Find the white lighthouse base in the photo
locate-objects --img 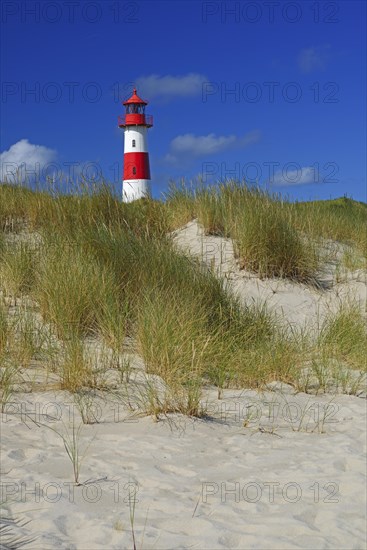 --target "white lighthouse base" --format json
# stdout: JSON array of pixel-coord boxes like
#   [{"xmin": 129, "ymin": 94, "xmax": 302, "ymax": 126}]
[{"xmin": 122, "ymin": 179, "xmax": 151, "ymax": 203}]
